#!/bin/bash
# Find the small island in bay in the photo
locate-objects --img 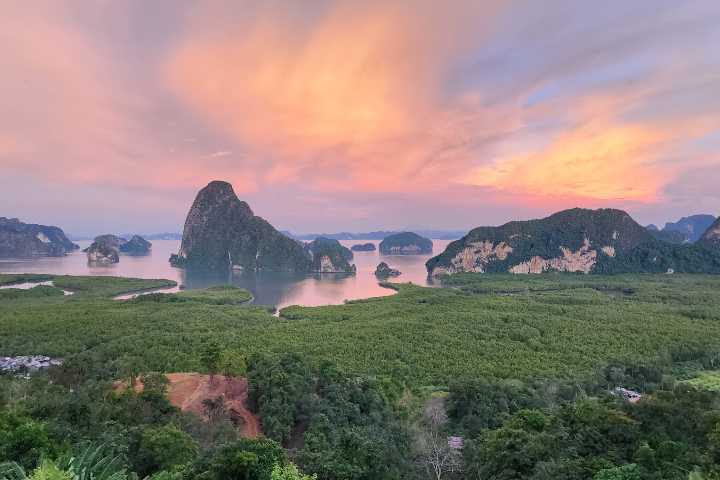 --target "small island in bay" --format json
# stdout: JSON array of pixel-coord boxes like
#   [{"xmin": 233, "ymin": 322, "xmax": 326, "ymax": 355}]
[
  {"xmin": 374, "ymin": 262, "xmax": 401, "ymax": 278},
  {"xmin": 351, "ymin": 242, "xmax": 376, "ymax": 252},
  {"xmin": 379, "ymin": 232, "xmax": 433, "ymax": 255}
]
